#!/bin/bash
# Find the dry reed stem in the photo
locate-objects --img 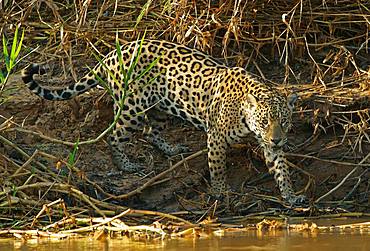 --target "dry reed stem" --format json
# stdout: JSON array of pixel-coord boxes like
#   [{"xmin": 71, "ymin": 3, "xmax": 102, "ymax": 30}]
[
  {"xmin": 287, "ymin": 153, "xmax": 370, "ymax": 167},
  {"xmin": 58, "ymin": 209, "xmax": 131, "ymax": 234},
  {"xmin": 31, "ymin": 198, "xmax": 66, "ymax": 227}
]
